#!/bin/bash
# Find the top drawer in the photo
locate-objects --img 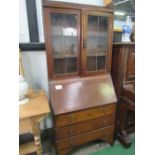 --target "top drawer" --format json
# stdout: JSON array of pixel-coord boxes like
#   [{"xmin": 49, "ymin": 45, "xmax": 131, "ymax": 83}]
[{"xmin": 55, "ymin": 104, "xmax": 116, "ymax": 127}]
